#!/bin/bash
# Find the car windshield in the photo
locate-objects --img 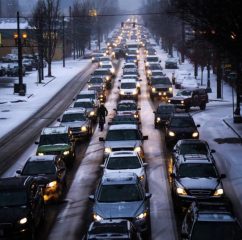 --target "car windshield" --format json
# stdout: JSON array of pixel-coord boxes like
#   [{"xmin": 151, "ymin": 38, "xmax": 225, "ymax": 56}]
[
  {"xmin": 22, "ymin": 161, "xmax": 56, "ymax": 175},
  {"xmin": 151, "ymin": 78, "xmax": 170, "ymax": 85},
  {"xmin": 62, "ymin": 113, "xmax": 86, "ymax": 122},
  {"xmin": 101, "ymin": 65, "xmax": 112, "ymax": 69},
  {"xmin": 39, "ymin": 134, "xmax": 69, "ymax": 145},
  {"xmin": 98, "ymin": 184, "xmax": 142, "ymax": 202},
  {"xmin": 178, "ymin": 163, "xmax": 217, "ymax": 178},
  {"xmin": 77, "ymin": 94, "xmax": 95, "ymax": 99},
  {"xmin": 107, "ymin": 156, "xmax": 141, "ymax": 170},
  {"xmin": 124, "ymin": 65, "xmax": 136, "ymax": 69},
  {"xmin": 106, "ymin": 129, "xmax": 141, "ymax": 141},
  {"xmin": 73, "ymin": 102, "xmax": 93, "ymax": 109},
  {"xmin": 157, "ymin": 106, "xmax": 174, "ymax": 114},
  {"xmin": 121, "ymin": 82, "xmax": 136, "ymax": 89},
  {"xmin": 93, "ymin": 70, "xmax": 109, "ymax": 75},
  {"xmin": 90, "ymin": 78, "xmax": 103, "ymax": 84},
  {"xmin": 0, "ymin": 190, "xmax": 27, "ymax": 206},
  {"xmin": 180, "ymin": 143, "xmax": 208, "ymax": 155},
  {"xmin": 147, "ymin": 57, "xmax": 159, "ymax": 62},
  {"xmin": 191, "ymin": 221, "xmax": 242, "ymax": 240},
  {"xmin": 176, "ymin": 90, "xmax": 192, "ymax": 97},
  {"xmin": 117, "ymin": 103, "xmax": 137, "ymax": 111},
  {"xmin": 170, "ymin": 117, "xmax": 194, "ymax": 128},
  {"xmin": 149, "ymin": 64, "xmax": 161, "ymax": 70}
]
